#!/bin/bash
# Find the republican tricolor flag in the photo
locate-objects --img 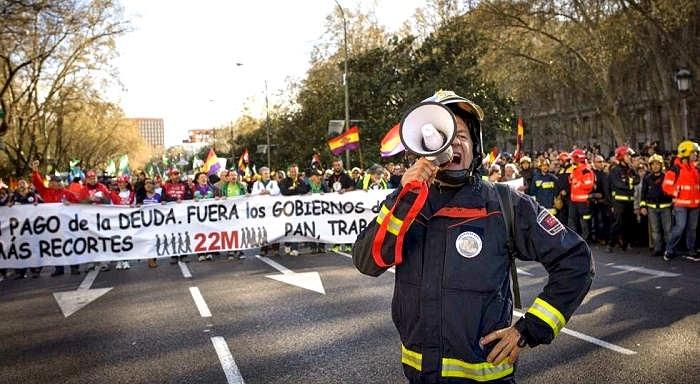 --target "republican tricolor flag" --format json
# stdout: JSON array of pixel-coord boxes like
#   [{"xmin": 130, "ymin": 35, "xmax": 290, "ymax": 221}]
[
  {"xmin": 327, "ymin": 126, "xmax": 360, "ymax": 155},
  {"xmin": 514, "ymin": 118, "xmax": 524, "ymax": 161},
  {"xmin": 380, "ymin": 123, "xmax": 404, "ymax": 157}
]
